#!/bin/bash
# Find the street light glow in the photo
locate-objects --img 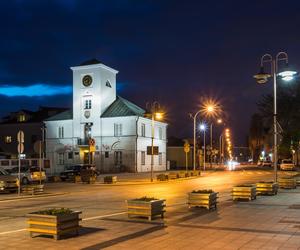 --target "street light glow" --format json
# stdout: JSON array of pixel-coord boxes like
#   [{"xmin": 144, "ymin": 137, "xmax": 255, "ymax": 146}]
[
  {"xmin": 200, "ymin": 124, "xmax": 206, "ymax": 131},
  {"xmin": 200, "ymin": 98, "xmax": 222, "ymax": 118},
  {"xmin": 277, "ymin": 70, "xmax": 297, "ymax": 81},
  {"xmin": 155, "ymin": 112, "xmax": 164, "ymax": 120}
]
